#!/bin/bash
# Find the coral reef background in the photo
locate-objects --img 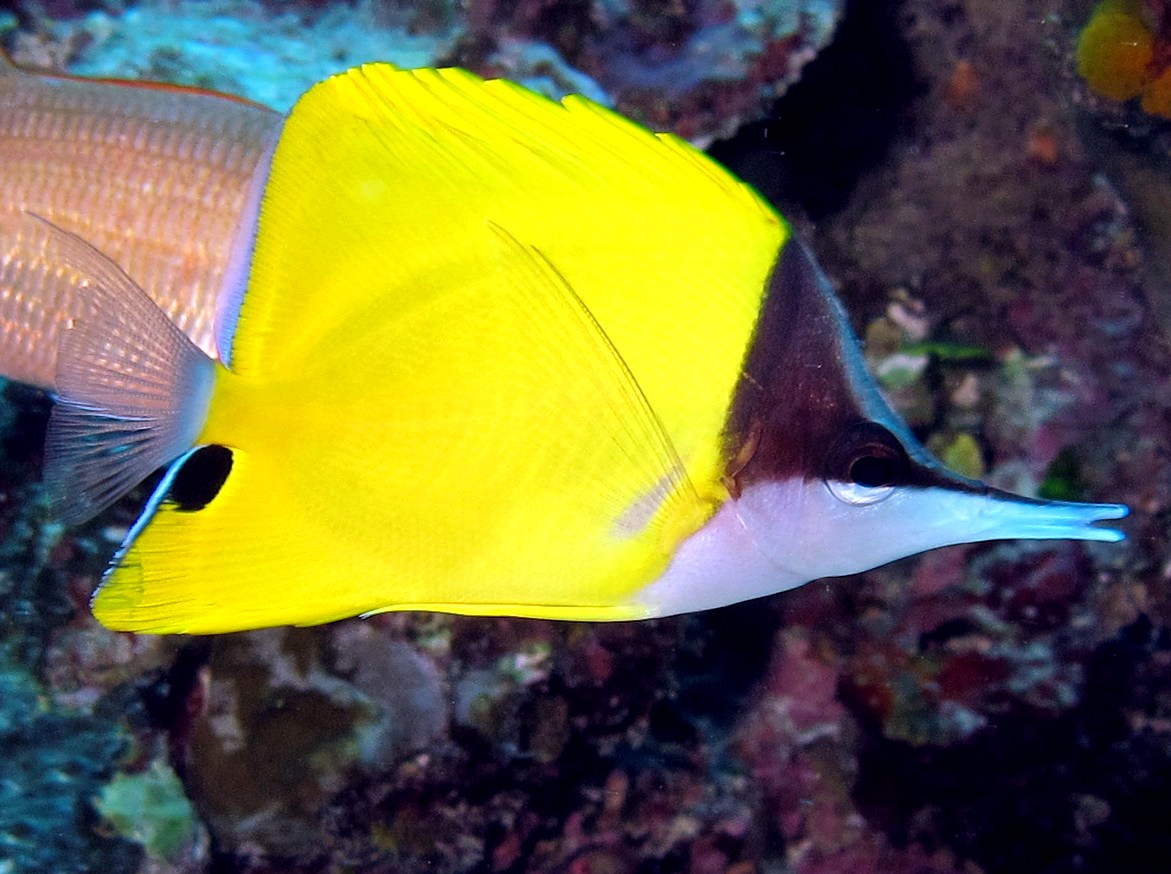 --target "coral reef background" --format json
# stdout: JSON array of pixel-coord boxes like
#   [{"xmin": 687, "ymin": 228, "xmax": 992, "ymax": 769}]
[{"xmin": 2, "ymin": 0, "xmax": 1170, "ymax": 872}]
